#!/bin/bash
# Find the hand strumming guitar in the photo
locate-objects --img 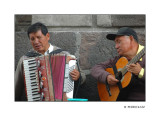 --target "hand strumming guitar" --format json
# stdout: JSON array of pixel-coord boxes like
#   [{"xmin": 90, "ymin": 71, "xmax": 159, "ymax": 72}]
[{"xmin": 107, "ymin": 75, "xmax": 119, "ymax": 85}]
